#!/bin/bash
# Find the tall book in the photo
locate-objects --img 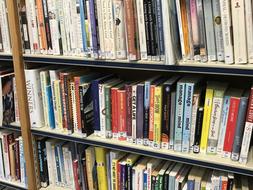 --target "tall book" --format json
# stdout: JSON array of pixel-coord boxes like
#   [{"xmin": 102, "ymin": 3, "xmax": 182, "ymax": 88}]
[
  {"xmin": 245, "ymin": 0, "xmax": 253, "ymax": 63},
  {"xmin": 95, "ymin": 147, "xmax": 108, "ymax": 190}
]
